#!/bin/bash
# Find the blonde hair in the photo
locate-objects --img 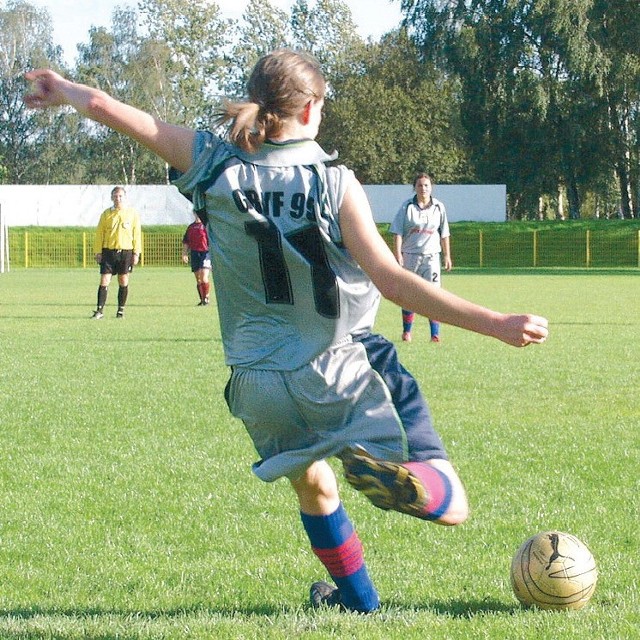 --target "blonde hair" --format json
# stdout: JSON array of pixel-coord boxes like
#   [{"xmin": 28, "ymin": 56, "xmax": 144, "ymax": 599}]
[{"xmin": 216, "ymin": 49, "xmax": 326, "ymax": 153}]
